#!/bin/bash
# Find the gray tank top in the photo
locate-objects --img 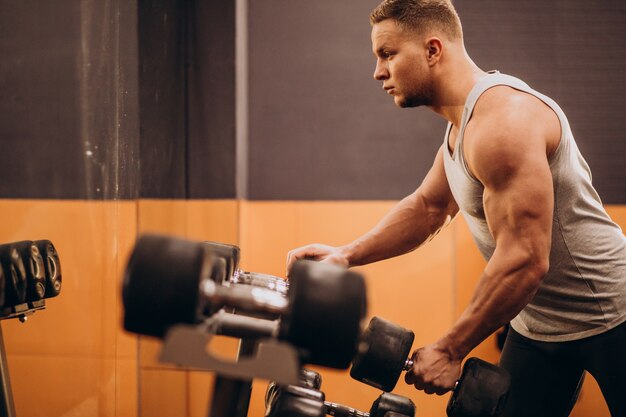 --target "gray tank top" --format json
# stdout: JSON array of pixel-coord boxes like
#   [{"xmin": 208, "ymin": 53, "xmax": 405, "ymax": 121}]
[{"xmin": 442, "ymin": 72, "xmax": 626, "ymax": 342}]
